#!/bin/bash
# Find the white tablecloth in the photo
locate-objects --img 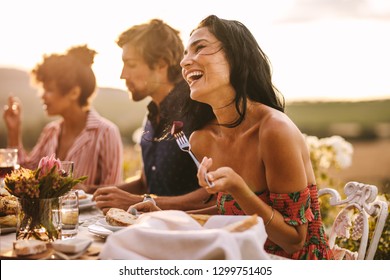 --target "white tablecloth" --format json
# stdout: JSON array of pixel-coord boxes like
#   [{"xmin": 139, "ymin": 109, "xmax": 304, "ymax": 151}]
[{"xmin": 100, "ymin": 210, "xmax": 270, "ymax": 260}]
